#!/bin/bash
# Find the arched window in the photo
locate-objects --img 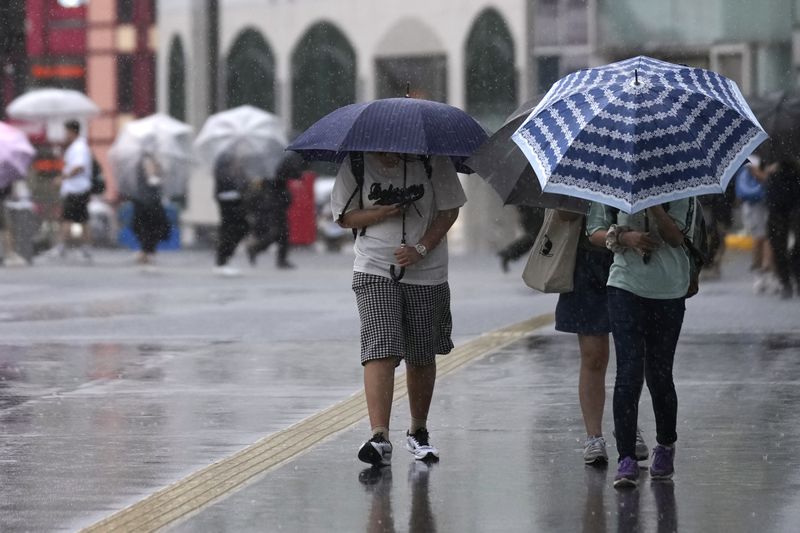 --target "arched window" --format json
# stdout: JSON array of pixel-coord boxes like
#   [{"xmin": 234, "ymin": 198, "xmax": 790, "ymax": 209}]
[
  {"xmin": 465, "ymin": 9, "xmax": 517, "ymax": 131},
  {"xmin": 226, "ymin": 28, "xmax": 276, "ymax": 111},
  {"xmin": 291, "ymin": 22, "xmax": 356, "ymax": 135},
  {"xmin": 168, "ymin": 36, "xmax": 186, "ymax": 121}
]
